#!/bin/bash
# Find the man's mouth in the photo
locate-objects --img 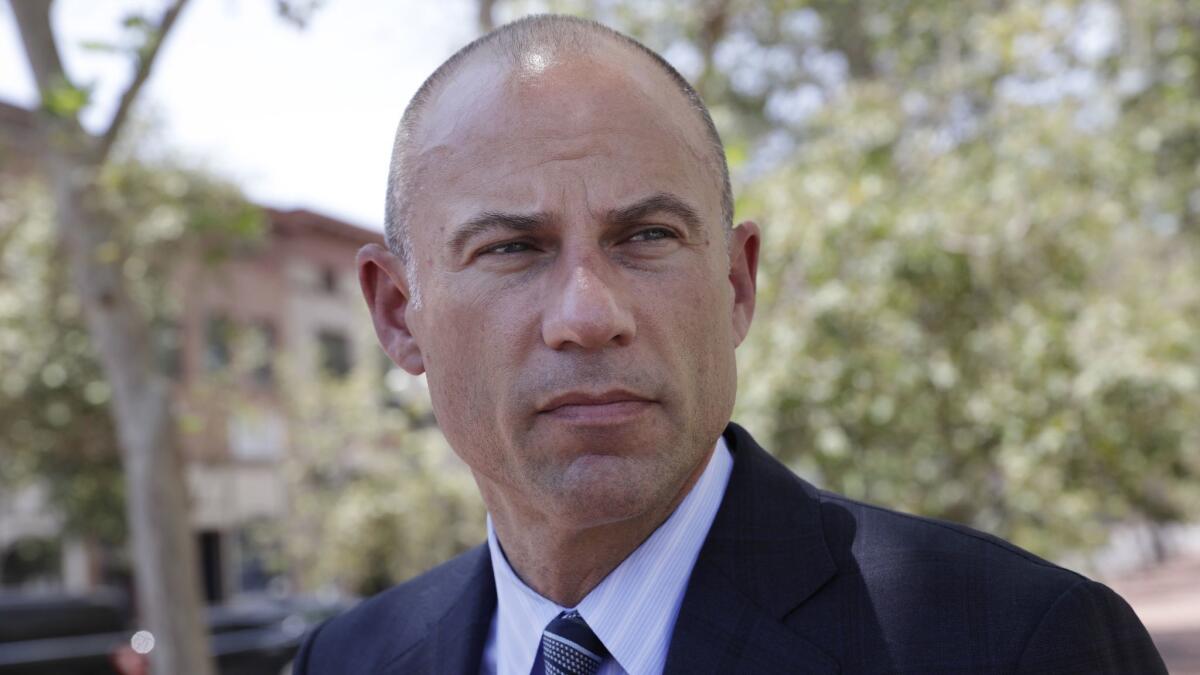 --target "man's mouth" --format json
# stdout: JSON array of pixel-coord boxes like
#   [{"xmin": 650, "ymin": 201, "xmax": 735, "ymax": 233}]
[{"xmin": 538, "ymin": 390, "xmax": 656, "ymax": 424}]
